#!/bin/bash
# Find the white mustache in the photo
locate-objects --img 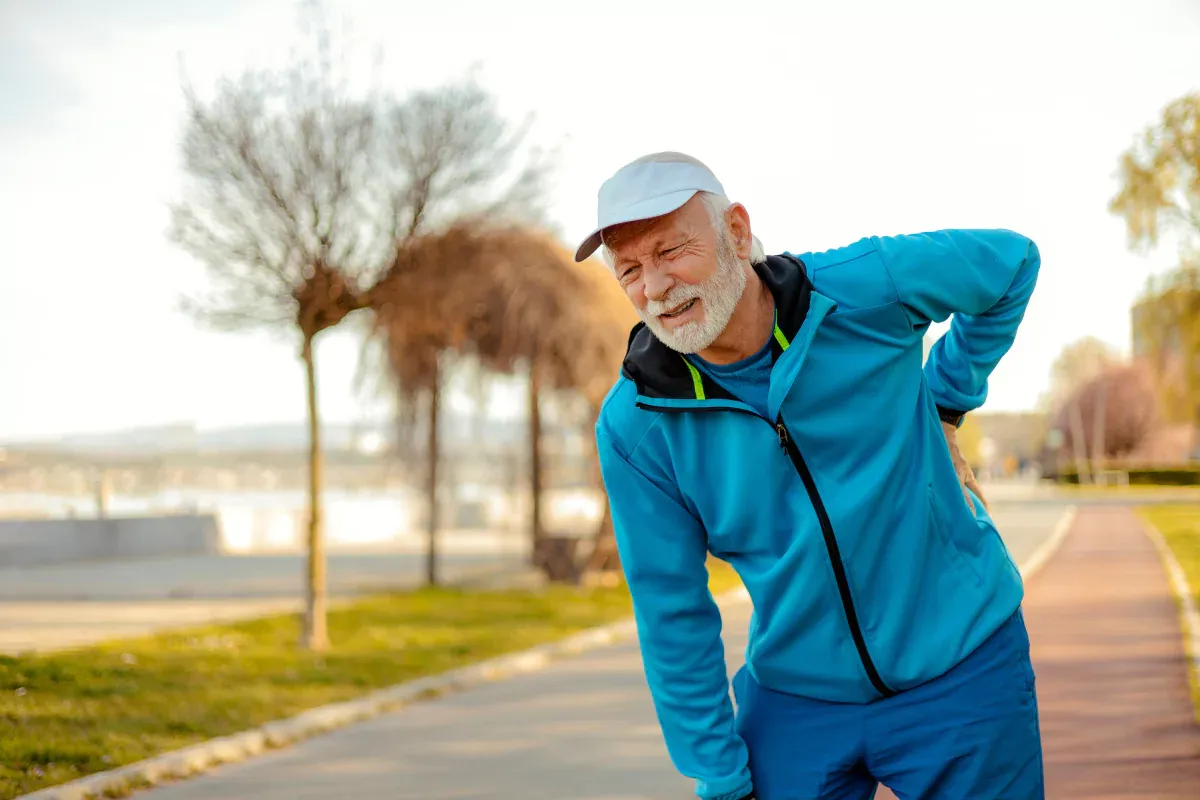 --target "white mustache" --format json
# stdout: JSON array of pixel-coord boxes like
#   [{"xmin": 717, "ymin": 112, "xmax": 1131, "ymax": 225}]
[{"xmin": 644, "ymin": 287, "xmax": 702, "ymax": 317}]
